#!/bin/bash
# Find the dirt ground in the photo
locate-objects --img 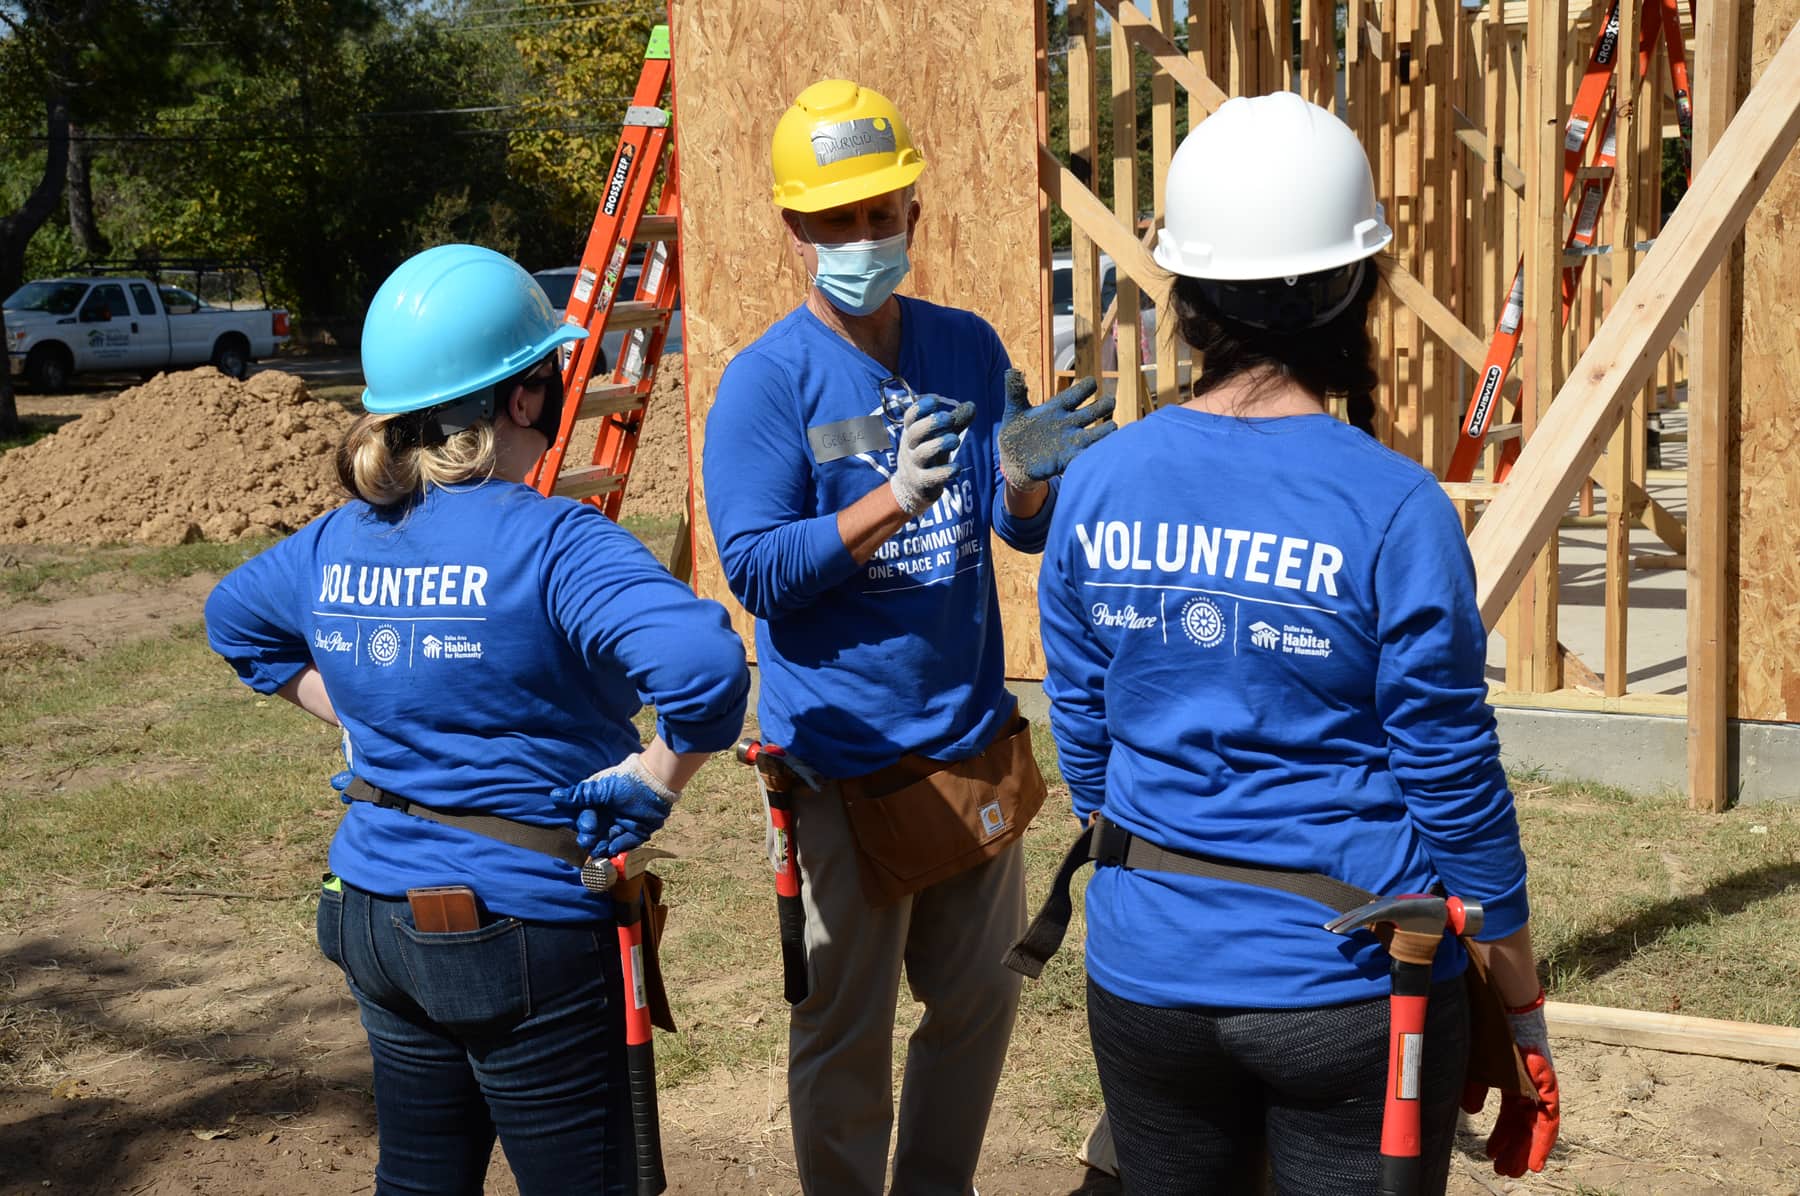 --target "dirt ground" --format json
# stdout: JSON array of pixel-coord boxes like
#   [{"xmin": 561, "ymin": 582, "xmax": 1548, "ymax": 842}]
[
  {"xmin": 4, "ymin": 571, "xmax": 1800, "ymax": 1195},
  {"xmin": 4, "ymin": 373, "xmax": 1799, "ymax": 1195}
]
